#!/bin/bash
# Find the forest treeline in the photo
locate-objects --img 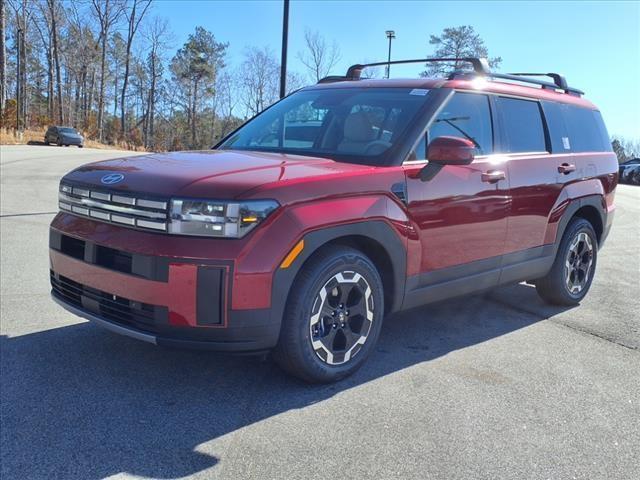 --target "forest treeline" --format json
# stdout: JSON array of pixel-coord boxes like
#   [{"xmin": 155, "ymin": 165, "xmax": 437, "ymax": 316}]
[{"xmin": 0, "ymin": 0, "xmax": 342, "ymax": 150}]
